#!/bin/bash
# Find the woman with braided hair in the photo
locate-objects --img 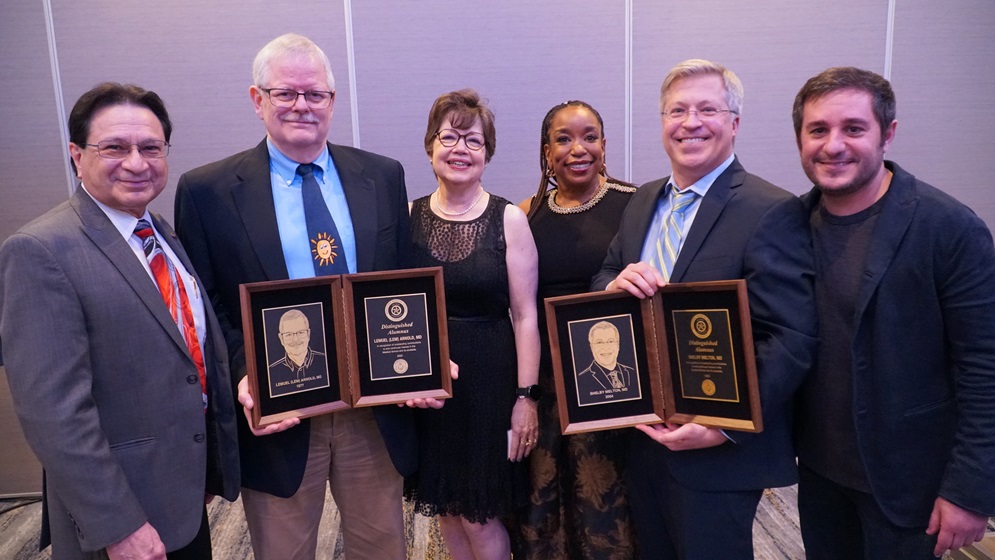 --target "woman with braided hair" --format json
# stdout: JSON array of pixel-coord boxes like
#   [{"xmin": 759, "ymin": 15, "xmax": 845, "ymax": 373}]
[{"xmin": 514, "ymin": 100, "xmax": 637, "ymax": 559}]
